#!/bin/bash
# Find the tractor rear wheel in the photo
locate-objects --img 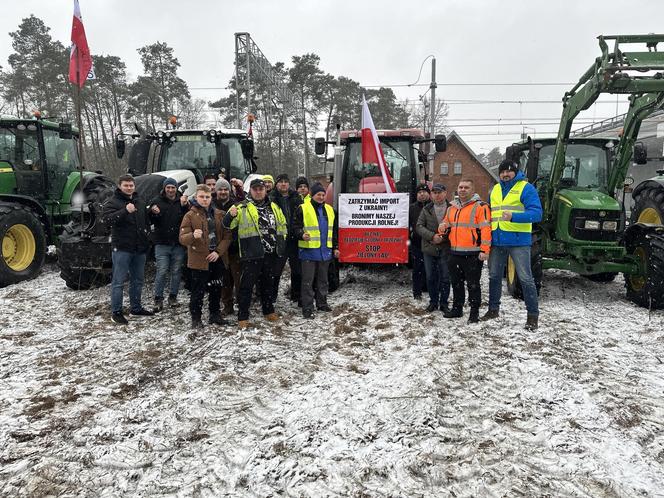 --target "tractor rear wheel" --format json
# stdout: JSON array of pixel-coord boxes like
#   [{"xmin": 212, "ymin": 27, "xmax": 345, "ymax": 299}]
[
  {"xmin": 624, "ymin": 225, "xmax": 664, "ymax": 309},
  {"xmin": 0, "ymin": 202, "xmax": 46, "ymax": 287},
  {"xmin": 631, "ymin": 185, "xmax": 664, "ymax": 225},
  {"xmin": 506, "ymin": 243, "xmax": 542, "ymax": 300}
]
